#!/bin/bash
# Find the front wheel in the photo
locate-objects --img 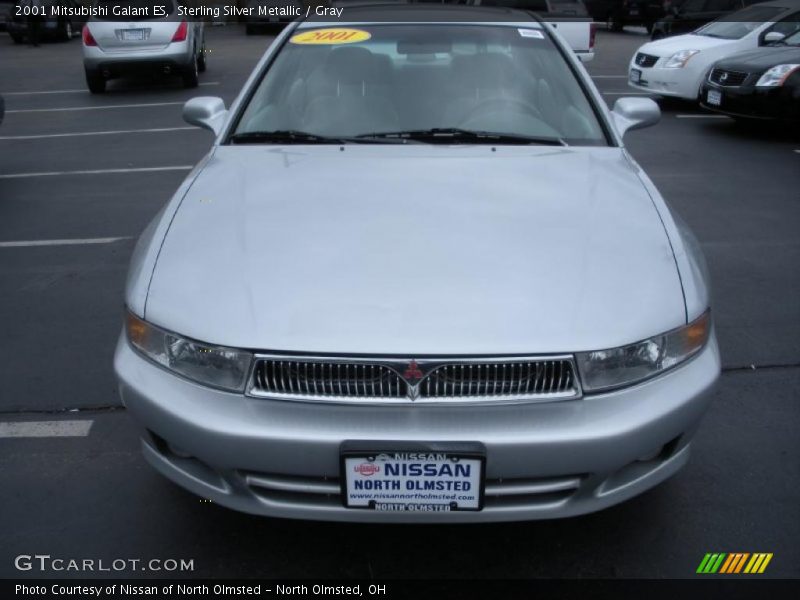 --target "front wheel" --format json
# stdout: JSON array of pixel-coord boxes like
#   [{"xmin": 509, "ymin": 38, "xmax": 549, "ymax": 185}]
[{"xmin": 85, "ymin": 69, "xmax": 106, "ymax": 94}]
